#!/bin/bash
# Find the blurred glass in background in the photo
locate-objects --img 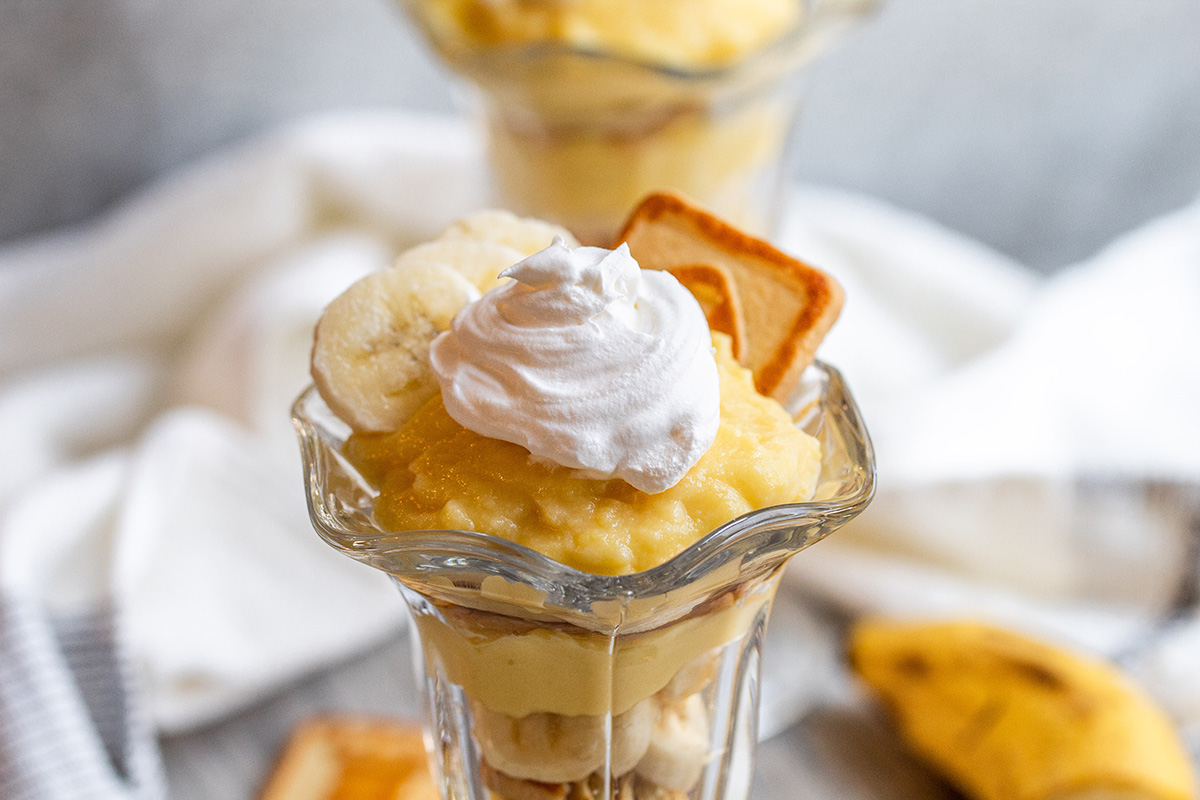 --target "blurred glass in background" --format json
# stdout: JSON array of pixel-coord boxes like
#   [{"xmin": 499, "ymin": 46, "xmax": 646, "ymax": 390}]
[
  {"xmin": 2, "ymin": 0, "xmax": 1199, "ymax": 270},
  {"xmin": 397, "ymin": 0, "xmax": 878, "ymax": 243}
]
